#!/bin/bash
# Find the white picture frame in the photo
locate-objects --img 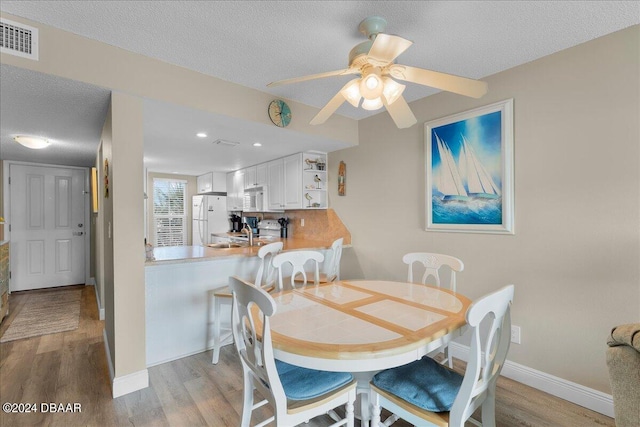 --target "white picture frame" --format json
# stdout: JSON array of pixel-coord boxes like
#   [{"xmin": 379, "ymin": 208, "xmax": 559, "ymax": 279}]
[{"xmin": 425, "ymin": 99, "xmax": 514, "ymax": 234}]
